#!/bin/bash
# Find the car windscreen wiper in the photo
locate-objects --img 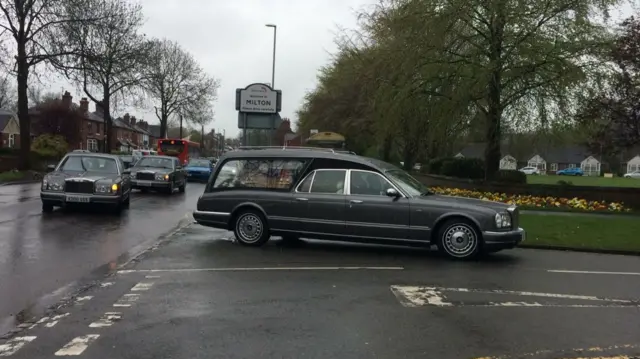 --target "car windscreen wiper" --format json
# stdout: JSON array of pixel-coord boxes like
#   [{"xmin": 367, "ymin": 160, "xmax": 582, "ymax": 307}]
[{"xmin": 421, "ymin": 190, "xmax": 434, "ymax": 196}]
